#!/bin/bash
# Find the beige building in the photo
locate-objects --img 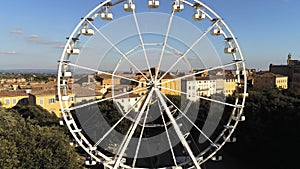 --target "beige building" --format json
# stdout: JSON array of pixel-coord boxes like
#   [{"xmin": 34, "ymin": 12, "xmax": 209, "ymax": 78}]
[
  {"xmin": 224, "ymin": 75, "xmax": 238, "ymax": 96},
  {"xmin": 254, "ymin": 72, "xmax": 288, "ymax": 89},
  {"xmin": 133, "ymin": 67, "xmax": 181, "ymax": 96},
  {"xmin": 270, "ymin": 53, "xmax": 300, "ymax": 89},
  {"xmin": 29, "ymin": 90, "xmax": 75, "ymax": 117},
  {"xmin": 0, "ymin": 91, "xmax": 29, "ymax": 108}
]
